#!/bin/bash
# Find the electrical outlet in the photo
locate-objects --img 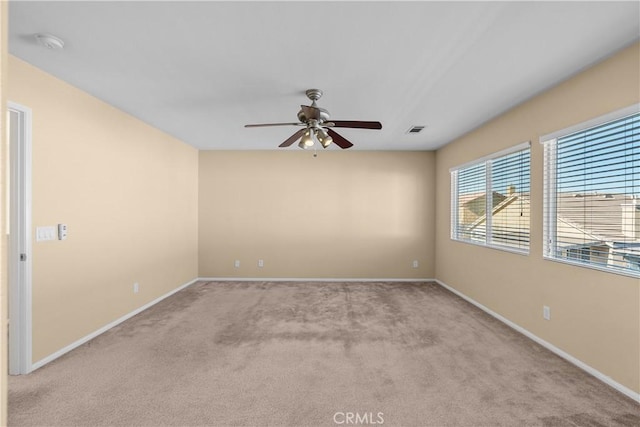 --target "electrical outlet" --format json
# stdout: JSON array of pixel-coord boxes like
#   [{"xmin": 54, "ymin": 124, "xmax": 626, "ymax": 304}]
[
  {"xmin": 412, "ymin": 260, "xmax": 419, "ymax": 268},
  {"xmin": 58, "ymin": 223, "xmax": 68, "ymax": 240},
  {"xmin": 234, "ymin": 260, "xmax": 240, "ymax": 268},
  {"xmin": 258, "ymin": 259, "xmax": 264, "ymax": 268},
  {"xmin": 543, "ymin": 305, "xmax": 551, "ymax": 320},
  {"xmin": 133, "ymin": 283, "xmax": 139, "ymax": 294}
]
